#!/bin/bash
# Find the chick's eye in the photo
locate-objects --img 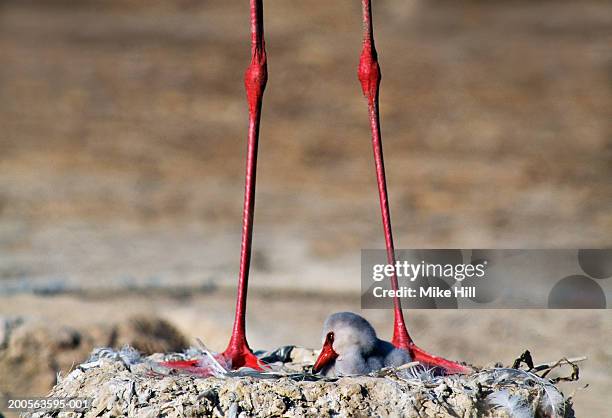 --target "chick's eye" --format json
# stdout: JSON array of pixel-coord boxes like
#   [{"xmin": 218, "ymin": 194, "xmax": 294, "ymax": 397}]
[{"xmin": 326, "ymin": 332, "xmax": 334, "ymax": 343}]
